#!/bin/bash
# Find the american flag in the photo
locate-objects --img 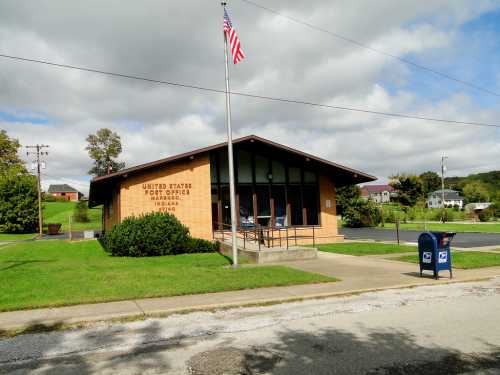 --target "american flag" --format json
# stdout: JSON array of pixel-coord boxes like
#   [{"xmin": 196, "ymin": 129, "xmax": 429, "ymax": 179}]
[{"xmin": 223, "ymin": 7, "xmax": 245, "ymax": 64}]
